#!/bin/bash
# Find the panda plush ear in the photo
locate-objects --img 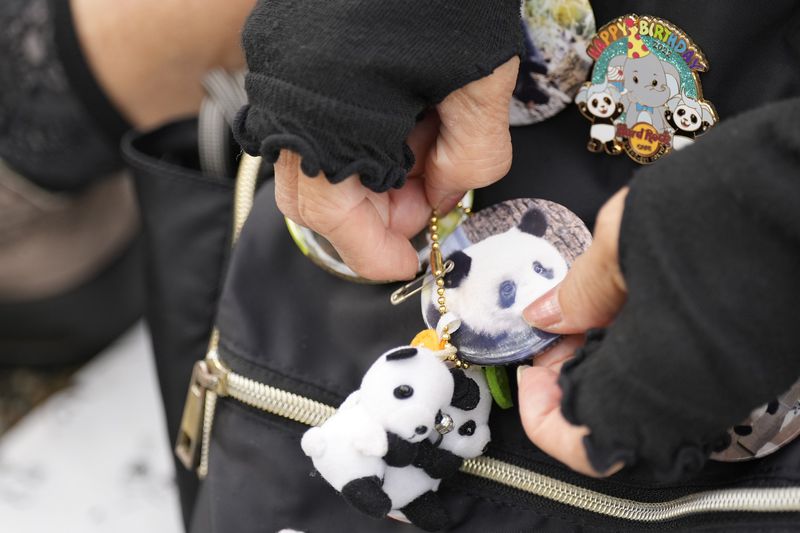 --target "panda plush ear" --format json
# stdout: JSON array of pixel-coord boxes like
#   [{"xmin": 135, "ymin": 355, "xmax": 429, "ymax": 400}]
[
  {"xmin": 518, "ymin": 208, "xmax": 548, "ymax": 238},
  {"xmin": 385, "ymin": 347, "xmax": 418, "ymax": 361},
  {"xmin": 444, "ymin": 250, "xmax": 471, "ymax": 289},
  {"xmin": 450, "ymin": 369, "xmax": 480, "ymax": 411}
]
